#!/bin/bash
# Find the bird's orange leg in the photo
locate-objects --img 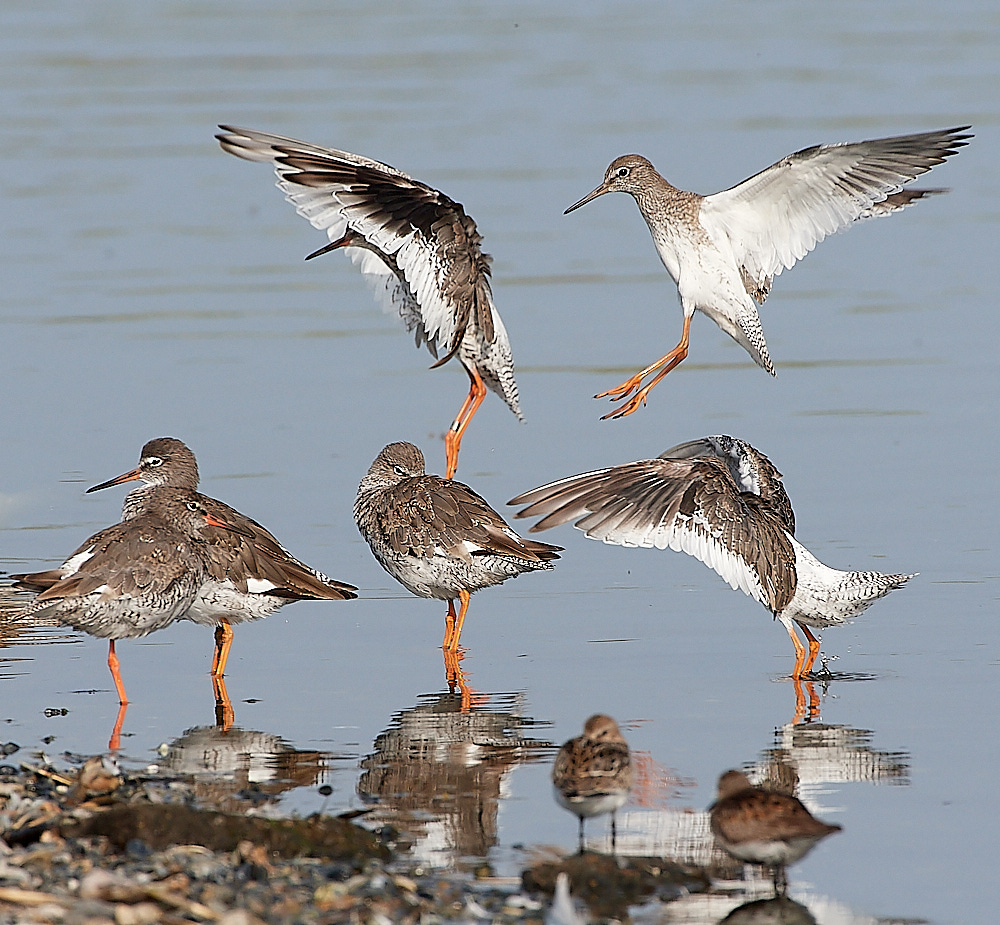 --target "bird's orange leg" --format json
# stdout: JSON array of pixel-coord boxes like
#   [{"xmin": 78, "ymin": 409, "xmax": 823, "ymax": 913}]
[
  {"xmin": 782, "ymin": 620, "xmax": 808, "ymax": 679},
  {"xmin": 797, "ymin": 622, "xmax": 822, "ymax": 676},
  {"xmin": 598, "ymin": 315, "xmax": 691, "ymax": 420},
  {"xmin": 107, "ymin": 640, "xmax": 129, "ymax": 705},
  {"xmin": 447, "ymin": 590, "xmax": 472, "ymax": 651},
  {"xmin": 443, "ymin": 599, "xmax": 458, "ymax": 649},
  {"xmin": 212, "ymin": 675, "xmax": 235, "ymax": 731},
  {"xmin": 445, "ymin": 365, "xmax": 487, "ymax": 479},
  {"xmin": 211, "ymin": 622, "xmax": 234, "ymax": 677}
]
